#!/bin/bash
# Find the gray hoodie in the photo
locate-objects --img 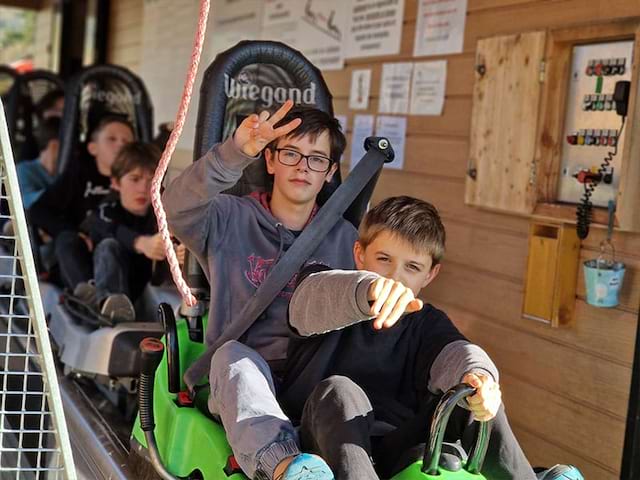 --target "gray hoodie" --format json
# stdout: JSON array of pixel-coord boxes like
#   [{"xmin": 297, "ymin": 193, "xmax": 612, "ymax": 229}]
[{"xmin": 163, "ymin": 138, "xmax": 358, "ymax": 388}]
